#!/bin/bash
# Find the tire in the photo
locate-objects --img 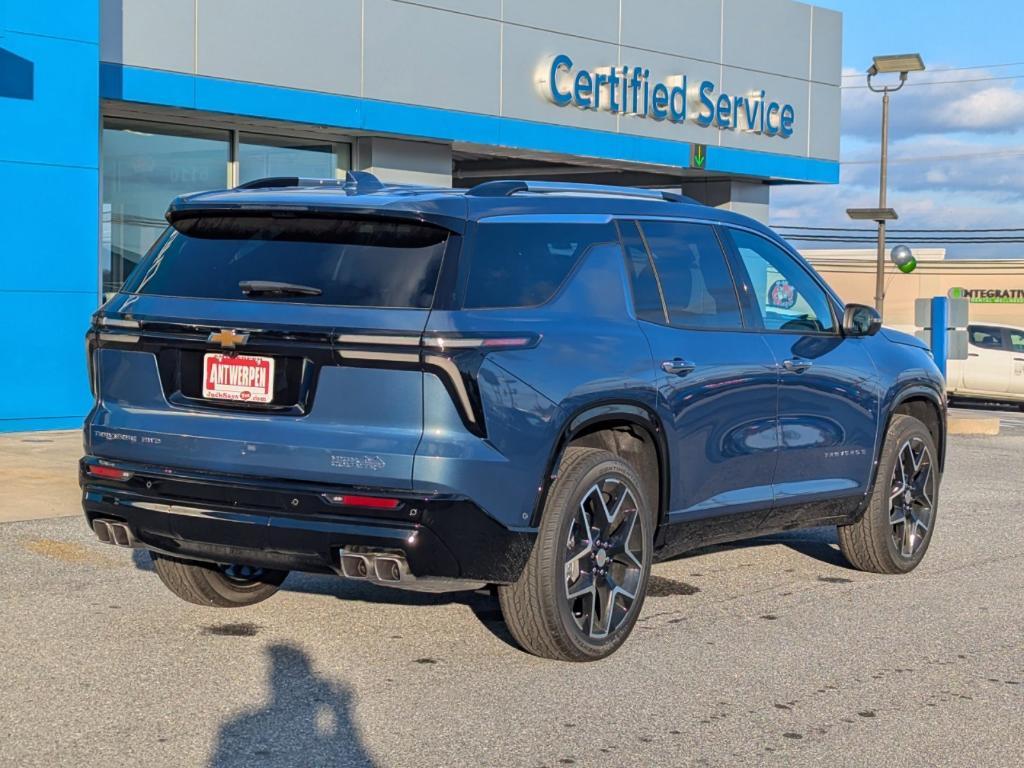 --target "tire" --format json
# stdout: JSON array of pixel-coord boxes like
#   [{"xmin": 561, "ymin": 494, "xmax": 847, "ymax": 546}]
[
  {"xmin": 150, "ymin": 552, "xmax": 288, "ymax": 607},
  {"xmin": 498, "ymin": 447, "xmax": 654, "ymax": 661},
  {"xmin": 838, "ymin": 415, "xmax": 940, "ymax": 574}
]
